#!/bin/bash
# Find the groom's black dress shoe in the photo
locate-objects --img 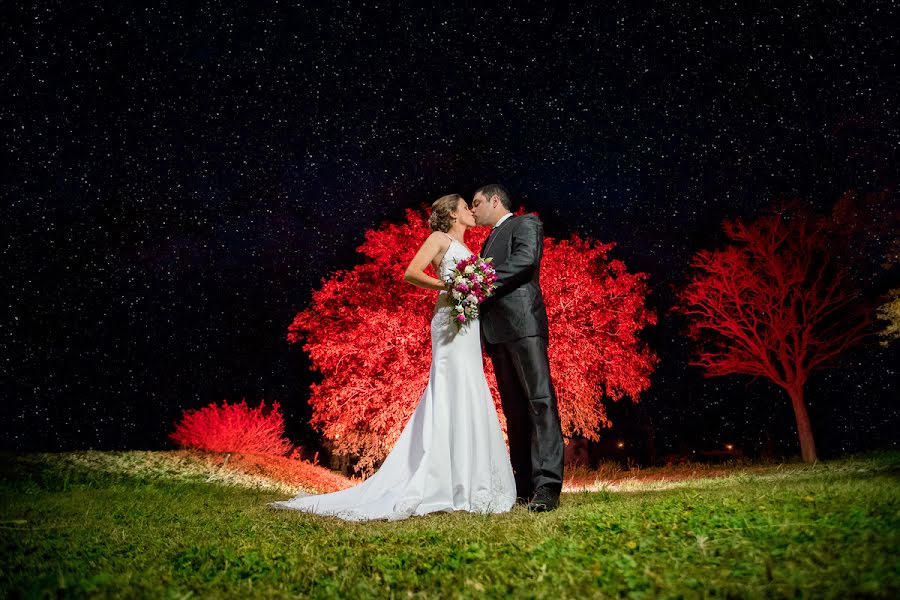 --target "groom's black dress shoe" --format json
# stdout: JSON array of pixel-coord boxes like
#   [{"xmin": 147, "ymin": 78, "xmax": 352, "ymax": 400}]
[
  {"xmin": 527, "ymin": 488, "xmax": 560, "ymax": 512},
  {"xmin": 515, "ymin": 496, "xmax": 531, "ymax": 507}
]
